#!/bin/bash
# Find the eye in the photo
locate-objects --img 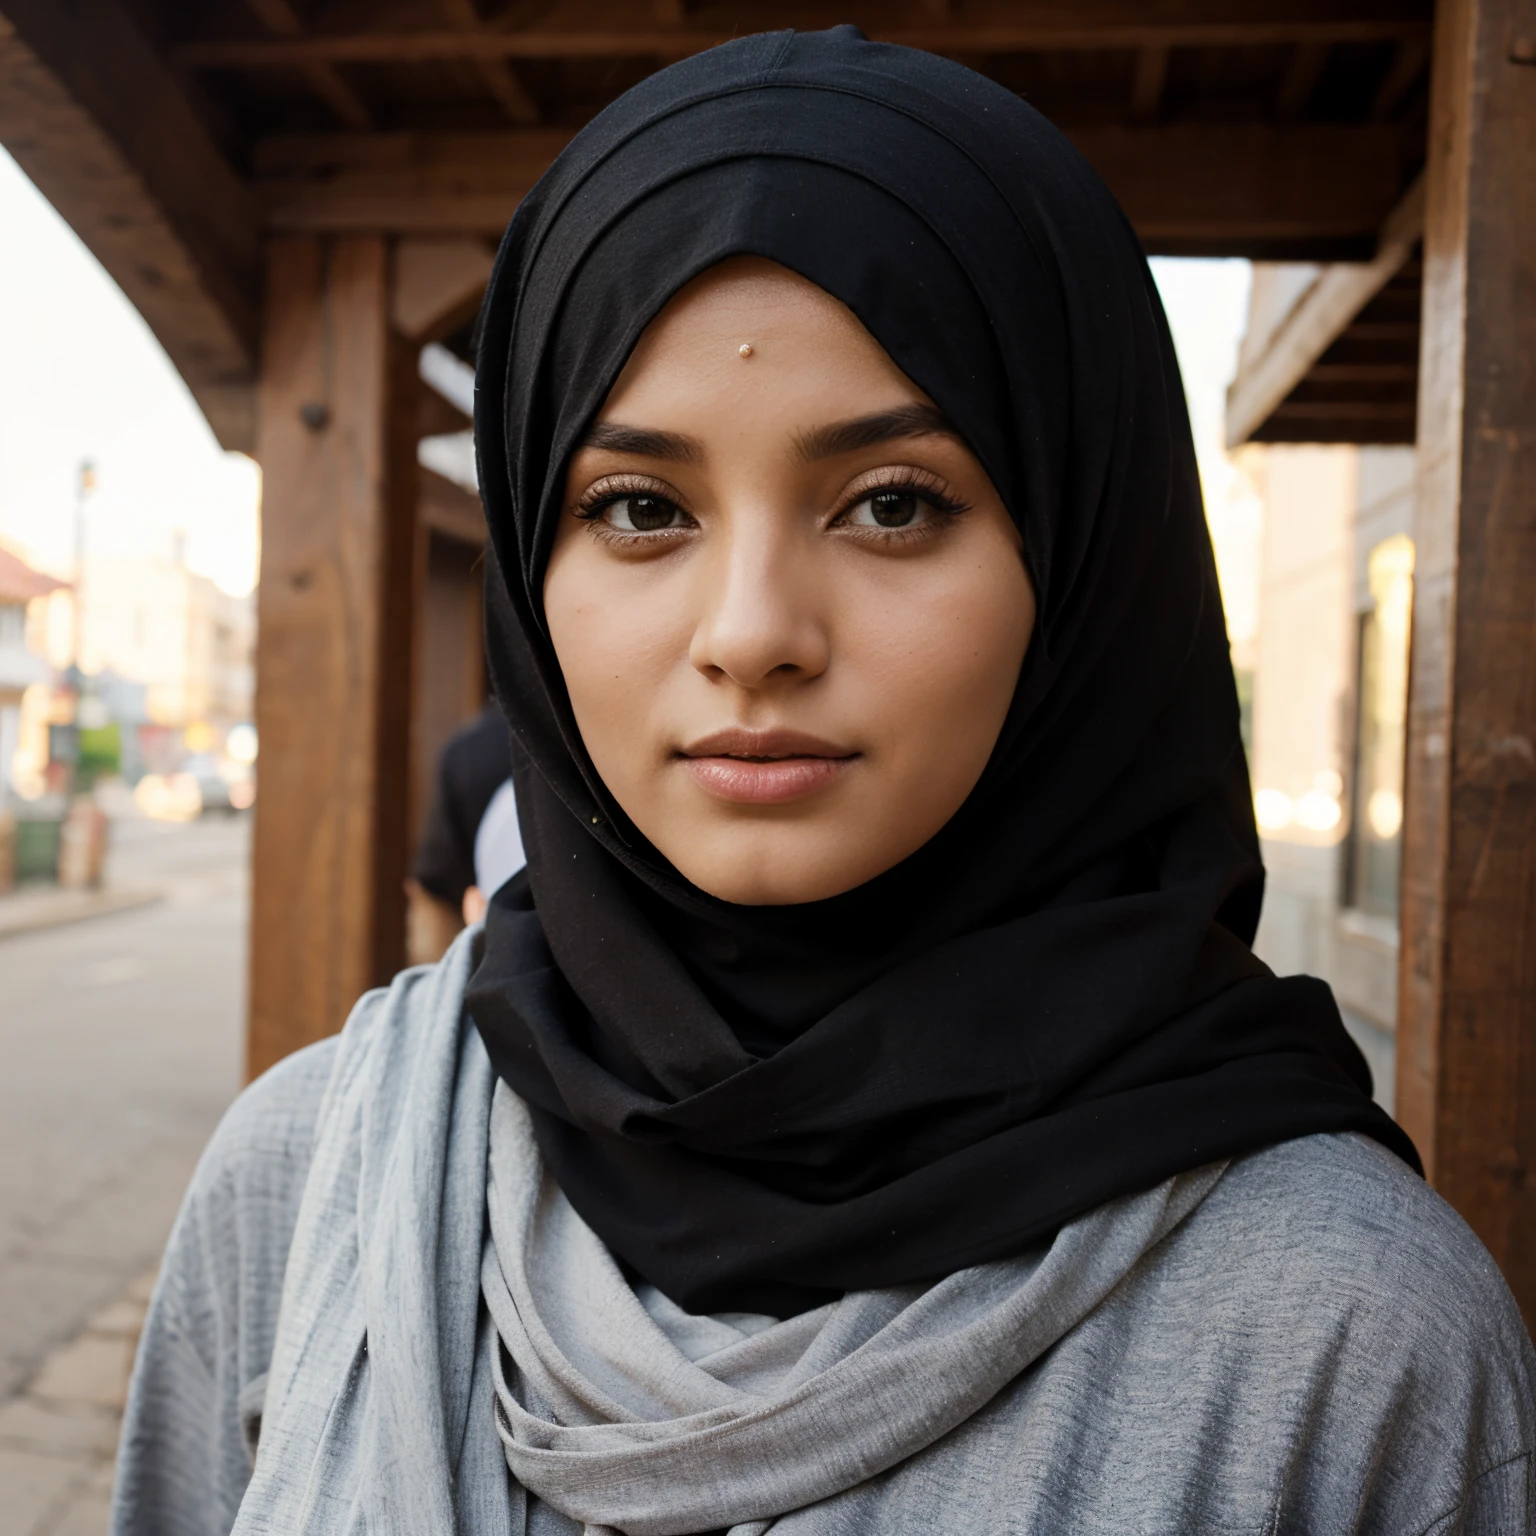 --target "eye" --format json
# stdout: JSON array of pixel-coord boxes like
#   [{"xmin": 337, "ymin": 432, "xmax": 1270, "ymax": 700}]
[
  {"xmin": 598, "ymin": 493, "xmax": 688, "ymax": 533},
  {"xmin": 842, "ymin": 489, "xmax": 936, "ymax": 529}
]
